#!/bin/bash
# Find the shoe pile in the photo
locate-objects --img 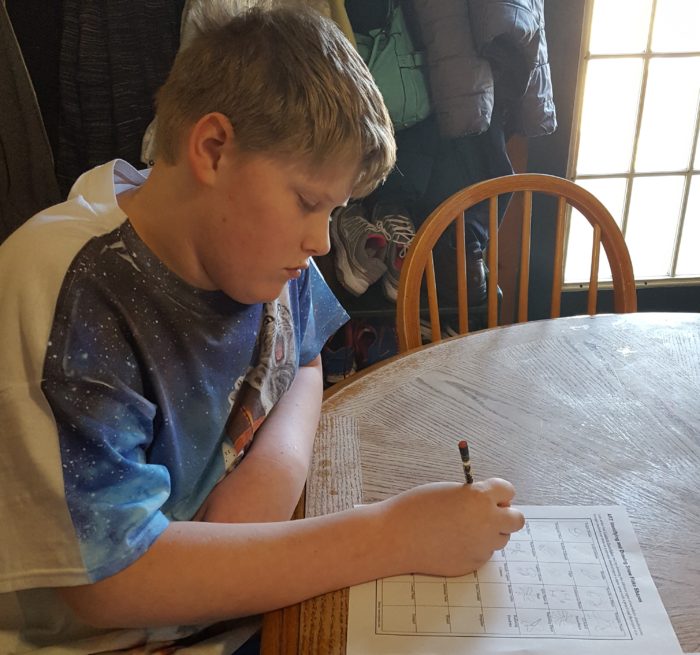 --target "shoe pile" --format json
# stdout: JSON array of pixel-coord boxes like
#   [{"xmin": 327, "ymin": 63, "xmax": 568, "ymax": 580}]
[
  {"xmin": 330, "ymin": 201, "xmax": 416, "ymax": 302},
  {"xmin": 330, "ymin": 203, "xmax": 388, "ymax": 297},
  {"xmin": 320, "ymin": 322, "xmax": 356, "ymax": 385},
  {"xmin": 419, "ymin": 318, "xmax": 459, "ymax": 344},
  {"xmin": 466, "ymin": 240, "xmax": 488, "ymax": 307},
  {"xmin": 354, "ymin": 319, "xmax": 398, "ymax": 369},
  {"xmin": 321, "ymin": 318, "xmax": 399, "ymax": 386},
  {"xmin": 432, "ymin": 234, "xmax": 490, "ymax": 309},
  {"xmin": 371, "ymin": 202, "xmax": 416, "ymax": 302}
]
